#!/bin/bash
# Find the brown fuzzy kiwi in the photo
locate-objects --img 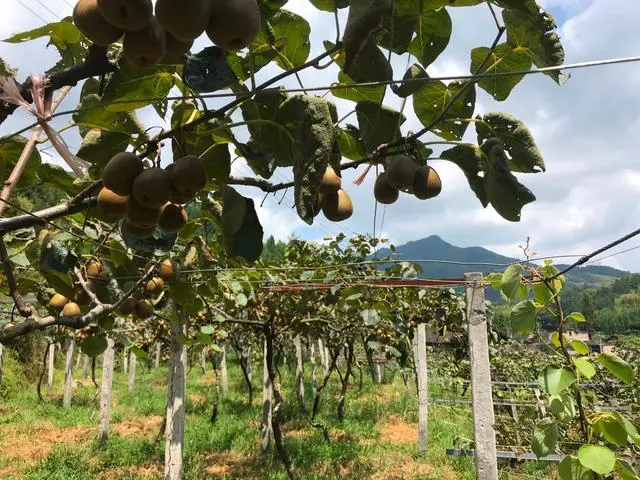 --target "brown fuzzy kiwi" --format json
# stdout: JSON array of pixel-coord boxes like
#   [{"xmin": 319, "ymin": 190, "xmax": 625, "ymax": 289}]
[
  {"xmin": 97, "ymin": 188, "xmax": 129, "ymax": 217},
  {"xmin": 102, "ymin": 152, "xmax": 144, "ymax": 196},
  {"xmin": 73, "ymin": 0, "xmax": 124, "ymax": 46},
  {"xmin": 86, "ymin": 260, "xmax": 103, "ymax": 279},
  {"xmin": 206, "ymin": 0, "xmax": 261, "ymax": 51},
  {"xmin": 145, "ymin": 276, "xmax": 165, "ymax": 295},
  {"xmin": 123, "ymin": 18, "xmax": 166, "ymax": 68},
  {"xmin": 122, "ymin": 221, "xmax": 156, "ymax": 239},
  {"xmin": 135, "ymin": 299, "xmax": 154, "ymax": 319},
  {"xmin": 164, "ymin": 32, "xmax": 194, "ymax": 56},
  {"xmin": 126, "ymin": 197, "xmax": 161, "ymax": 228},
  {"xmin": 48, "ymin": 293, "xmax": 69, "ymax": 309},
  {"xmin": 168, "ymin": 155, "xmax": 206, "ymax": 196},
  {"xmin": 131, "ymin": 168, "xmax": 174, "ymax": 209},
  {"xmin": 159, "ymin": 203, "xmax": 188, "ymax": 233},
  {"xmin": 63, "ymin": 302, "xmax": 82, "ymax": 318},
  {"xmin": 320, "ymin": 166, "xmax": 341, "ymax": 193},
  {"xmin": 385, "ymin": 155, "xmax": 416, "ymax": 190},
  {"xmin": 412, "ymin": 166, "xmax": 442, "ymax": 200},
  {"xmin": 118, "ymin": 297, "xmax": 137, "ymax": 315},
  {"xmin": 97, "ymin": 0, "xmax": 153, "ymax": 31},
  {"xmin": 155, "ymin": 0, "xmax": 211, "ymax": 42},
  {"xmin": 374, "ymin": 172, "xmax": 399, "ymax": 205},
  {"xmin": 158, "ymin": 258, "xmax": 177, "ymax": 282},
  {"xmin": 321, "ymin": 189, "xmax": 353, "ymax": 222}
]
